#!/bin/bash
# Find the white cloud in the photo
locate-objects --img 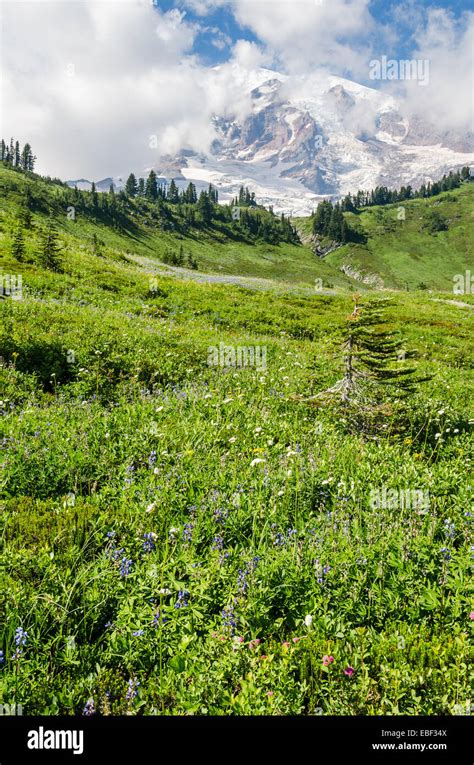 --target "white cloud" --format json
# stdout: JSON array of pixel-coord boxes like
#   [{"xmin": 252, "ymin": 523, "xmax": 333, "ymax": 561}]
[
  {"xmin": 0, "ymin": 1, "xmax": 218, "ymax": 178},
  {"xmin": 1, "ymin": 0, "xmax": 472, "ymax": 183},
  {"xmin": 182, "ymin": 0, "xmax": 376, "ymax": 77},
  {"xmin": 399, "ymin": 9, "xmax": 474, "ymax": 134}
]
